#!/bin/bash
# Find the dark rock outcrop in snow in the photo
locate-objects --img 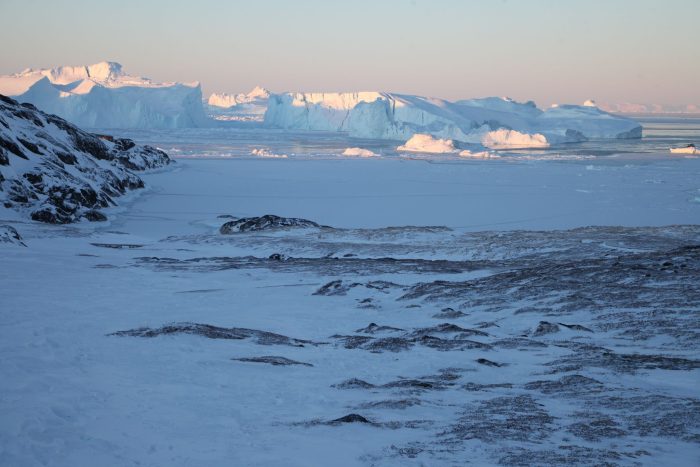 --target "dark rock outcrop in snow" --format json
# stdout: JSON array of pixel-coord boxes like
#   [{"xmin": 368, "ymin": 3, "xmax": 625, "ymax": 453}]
[
  {"xmin": 232, "ymin": 356, "xmax": 313, "ymax": 367},
  {"xmin": 110, "ymin": 322, "xmax": 315, "ymax": 347},
  {"xmin": 0, "ymin": 94, "xmax": 170, "ymax": 223},
  {"xmin": 220, "ymin": 214, "xmax": 324, "ymax": 234},
  {"xmin": 0, "ymin": 225, "xmax": 26, "ymax": 246}
]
